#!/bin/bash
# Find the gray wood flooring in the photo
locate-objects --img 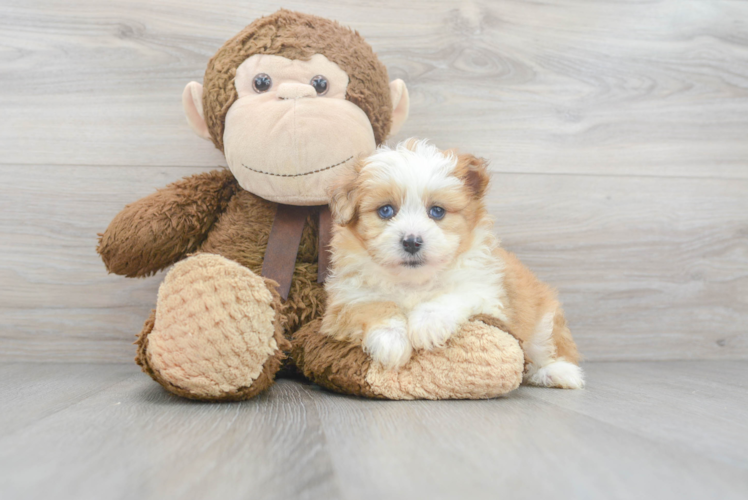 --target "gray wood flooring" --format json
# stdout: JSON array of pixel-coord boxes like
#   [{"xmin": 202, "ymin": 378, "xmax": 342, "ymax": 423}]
[
  {"xmin": 1, "ymin": 0, "xmax": 747, "ymax": 363},
  {"xmin": 1, "ymin": 361, "xmax": 747, "ymax": 500}
]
